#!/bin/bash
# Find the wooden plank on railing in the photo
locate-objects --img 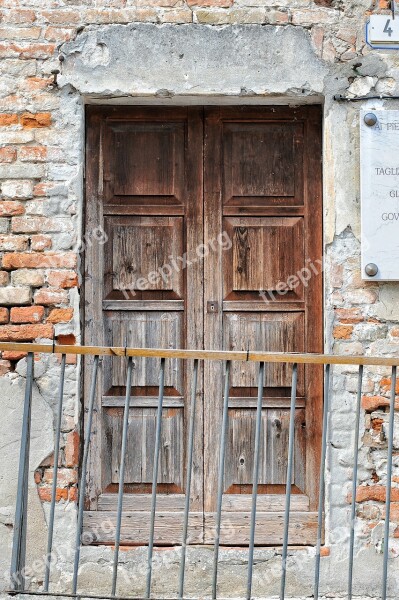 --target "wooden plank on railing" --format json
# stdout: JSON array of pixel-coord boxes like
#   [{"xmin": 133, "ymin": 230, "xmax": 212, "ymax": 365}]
[{"xmin": 0, "ymin": 341, "xmax": 398, "ymax": 366}]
